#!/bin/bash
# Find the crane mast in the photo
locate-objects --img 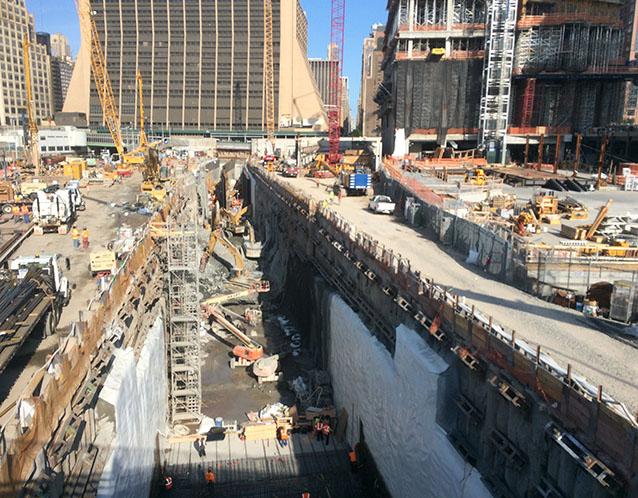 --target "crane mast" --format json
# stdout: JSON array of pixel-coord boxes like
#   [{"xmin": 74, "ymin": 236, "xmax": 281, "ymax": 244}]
[
  {"xmin": 264, "ymin": 0, "xmax": 275, "ymax": 153},
  {"xmin": 75, "ymin": 0, "xmax": 124, "ymax": 158},
  {"xmin": 328, "ymin": 0, "xmax": 345, "ymax": 166},
  {"xmin": 22, "ymin": 34, "xmax": 40, "ymax": 175}
]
